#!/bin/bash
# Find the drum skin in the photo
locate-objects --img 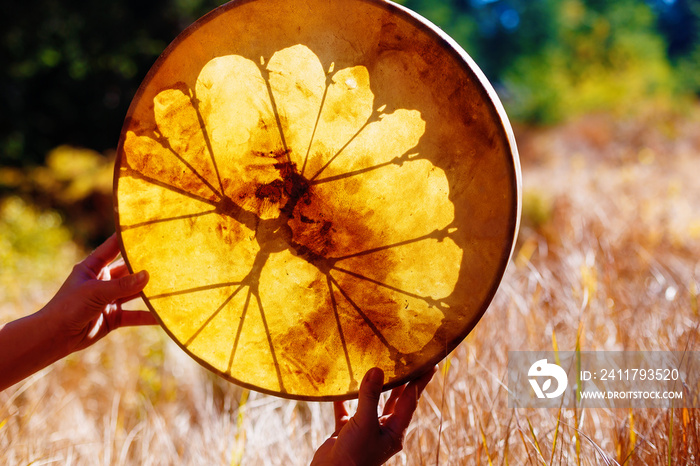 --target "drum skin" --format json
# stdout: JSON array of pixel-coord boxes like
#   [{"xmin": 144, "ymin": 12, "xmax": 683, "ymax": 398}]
[{"xmin": 114, "ymin": 0, "xmax": 521, "ymax": 401}]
